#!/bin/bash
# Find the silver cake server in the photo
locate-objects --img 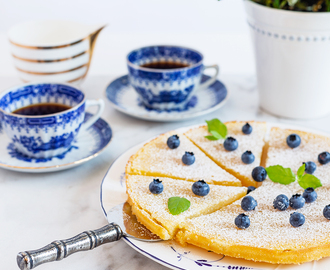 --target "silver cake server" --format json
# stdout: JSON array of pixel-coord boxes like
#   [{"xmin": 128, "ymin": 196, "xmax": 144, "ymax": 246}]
[{"xmin": 17, "ymin": 202, "xmax": 161, "ymax": 270}]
